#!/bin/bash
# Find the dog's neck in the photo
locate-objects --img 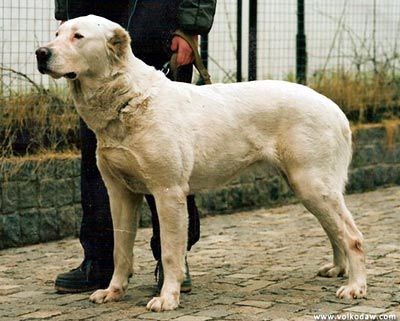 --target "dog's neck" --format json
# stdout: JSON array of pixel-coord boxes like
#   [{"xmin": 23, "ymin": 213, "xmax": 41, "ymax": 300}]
[{"xmin": 69, "ymin": 53, "xmax": 166, "ymax": 133}]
